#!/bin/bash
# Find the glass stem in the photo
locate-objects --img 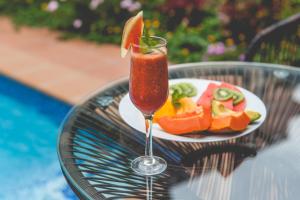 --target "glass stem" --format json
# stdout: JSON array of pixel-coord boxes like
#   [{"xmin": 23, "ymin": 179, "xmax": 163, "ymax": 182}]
[
  {"xmin": 144, "ymin": 114, "xmax": 153, "ymax": 158},
  {"xmin": 146, "ymin": 176, "xmax": 153, "ymax": 200}
]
